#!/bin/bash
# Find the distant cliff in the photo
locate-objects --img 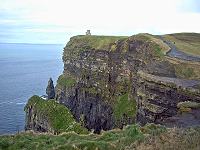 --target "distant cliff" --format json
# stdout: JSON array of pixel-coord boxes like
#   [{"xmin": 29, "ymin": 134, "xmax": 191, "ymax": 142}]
[{"xmin": 25, "ymin": 33, "xmax": 200, "ymax": 134}]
